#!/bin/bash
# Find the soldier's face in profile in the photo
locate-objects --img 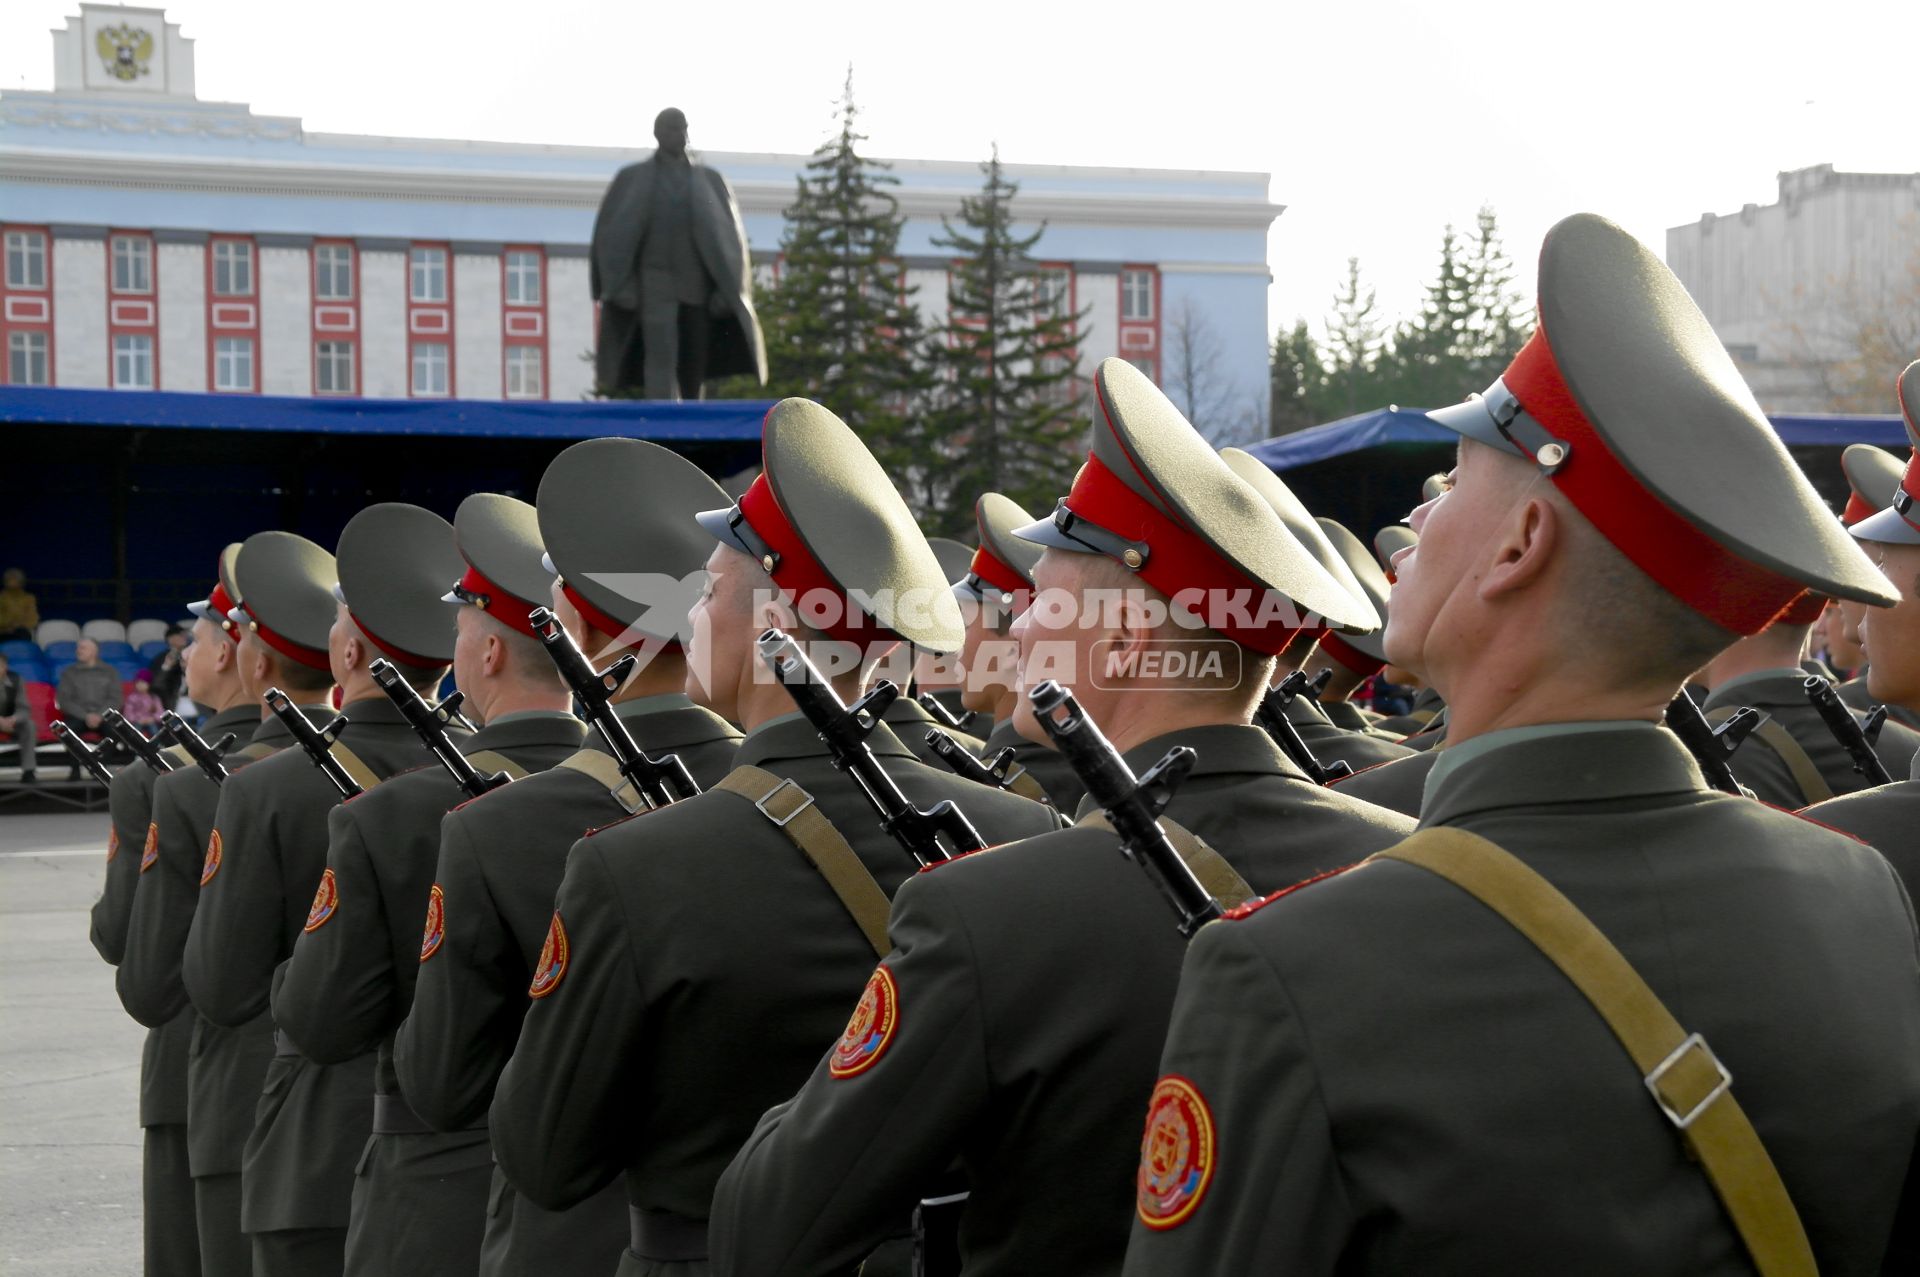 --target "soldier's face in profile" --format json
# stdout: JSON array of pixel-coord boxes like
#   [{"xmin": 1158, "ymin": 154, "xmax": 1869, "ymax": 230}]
[
  {"xmin": 1860, "ymin": 541, "xmax": 1920, "ymax": 710},
  {"xmin": 685, "ymin": 543, "xmax": 746, "ymax": 715},
  {"xmin": 182, "ymin": 616, "xmax": 223, "ymax": 702}
]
